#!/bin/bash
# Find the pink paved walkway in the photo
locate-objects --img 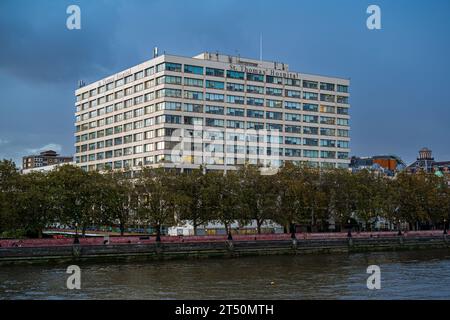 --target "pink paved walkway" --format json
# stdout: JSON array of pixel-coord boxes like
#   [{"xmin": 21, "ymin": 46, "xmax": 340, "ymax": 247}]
[{"xmin": 0, "ymin": 230, "xmax": 445, "ymax": 248}]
